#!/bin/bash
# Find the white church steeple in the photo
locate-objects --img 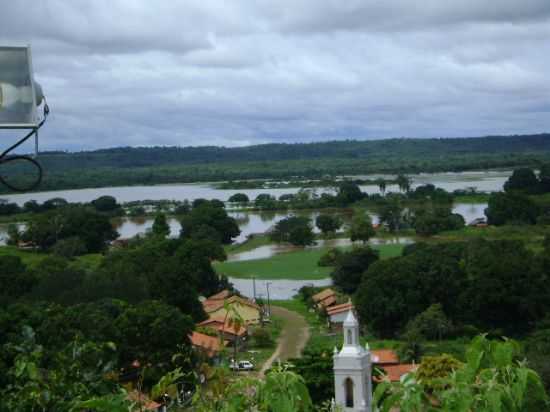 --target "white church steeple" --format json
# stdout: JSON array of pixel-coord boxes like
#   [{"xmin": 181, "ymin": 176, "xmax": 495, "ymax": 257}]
[{"xmin": 333, "ymin": 310, "xmax": 372, "ymax": 412}]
